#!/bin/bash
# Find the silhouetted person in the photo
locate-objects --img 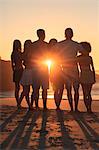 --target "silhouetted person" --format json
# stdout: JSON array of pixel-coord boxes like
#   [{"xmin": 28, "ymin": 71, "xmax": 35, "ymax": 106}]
[
  {"xmin": 77, "ymin": 42, "xmax": 96, "ymax": 113},
  {"xmin": 58, "ymin": 28, "xmax": 83, "ymax": 111},
  {"xmin": 49, "ymin": 39, "xmax": 64, "ymax": 109},
  {"xmin": 31, "ymin": 29, "xmax": 49, "ymax": 109},
  {"xmin": 11, "ymin": 40, "xmax": 23, "ymax": 108},
  {"xmin": 19, "ymin": 40, "xmax": 33, "ymax": 110}
]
